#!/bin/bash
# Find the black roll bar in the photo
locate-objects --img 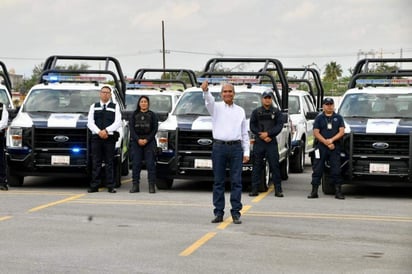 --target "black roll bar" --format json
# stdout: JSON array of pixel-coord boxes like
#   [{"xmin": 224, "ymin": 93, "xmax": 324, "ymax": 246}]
[
  {"xmin": 0, "ymin": 61, "xmax": 13, "ymax": 96},
  {"xmin": 133, "ymin": 68, "xmax": 198, "ymax": 88},
  {"xmin": 201, "ymin": 58, "xmax": 289, "ymax": 111},
  {"xmin": 352, "ymin": 58, "xmax": 412, "ymax": 76},
  {"xmin": 42, "ymin": 55, "xmax": 126, "ymax": 101}
]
